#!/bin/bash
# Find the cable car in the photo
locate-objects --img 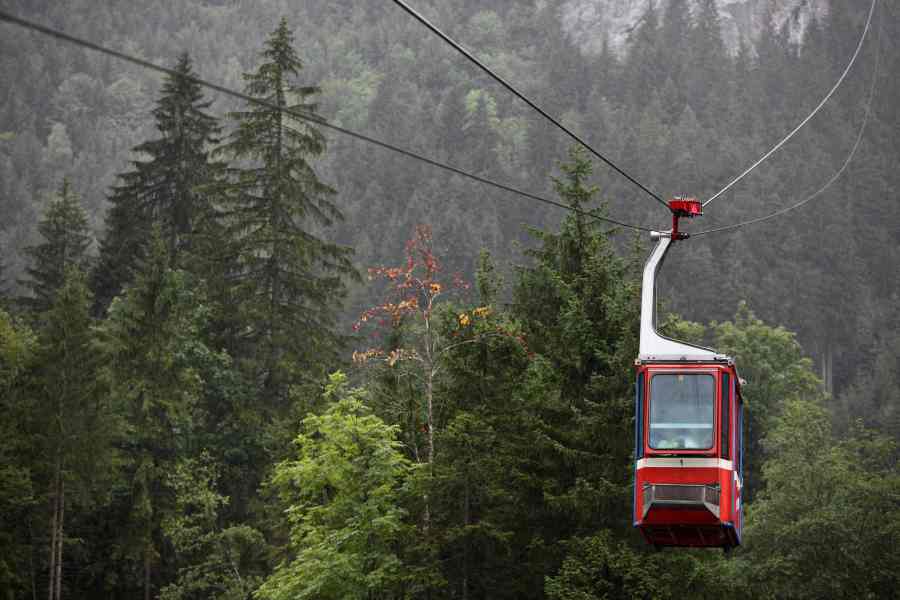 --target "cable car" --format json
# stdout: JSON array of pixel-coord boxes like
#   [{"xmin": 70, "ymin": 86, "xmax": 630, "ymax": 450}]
[{"xmin": 633, "ymin": 198, "xmax": 745, "ymax": 549}]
